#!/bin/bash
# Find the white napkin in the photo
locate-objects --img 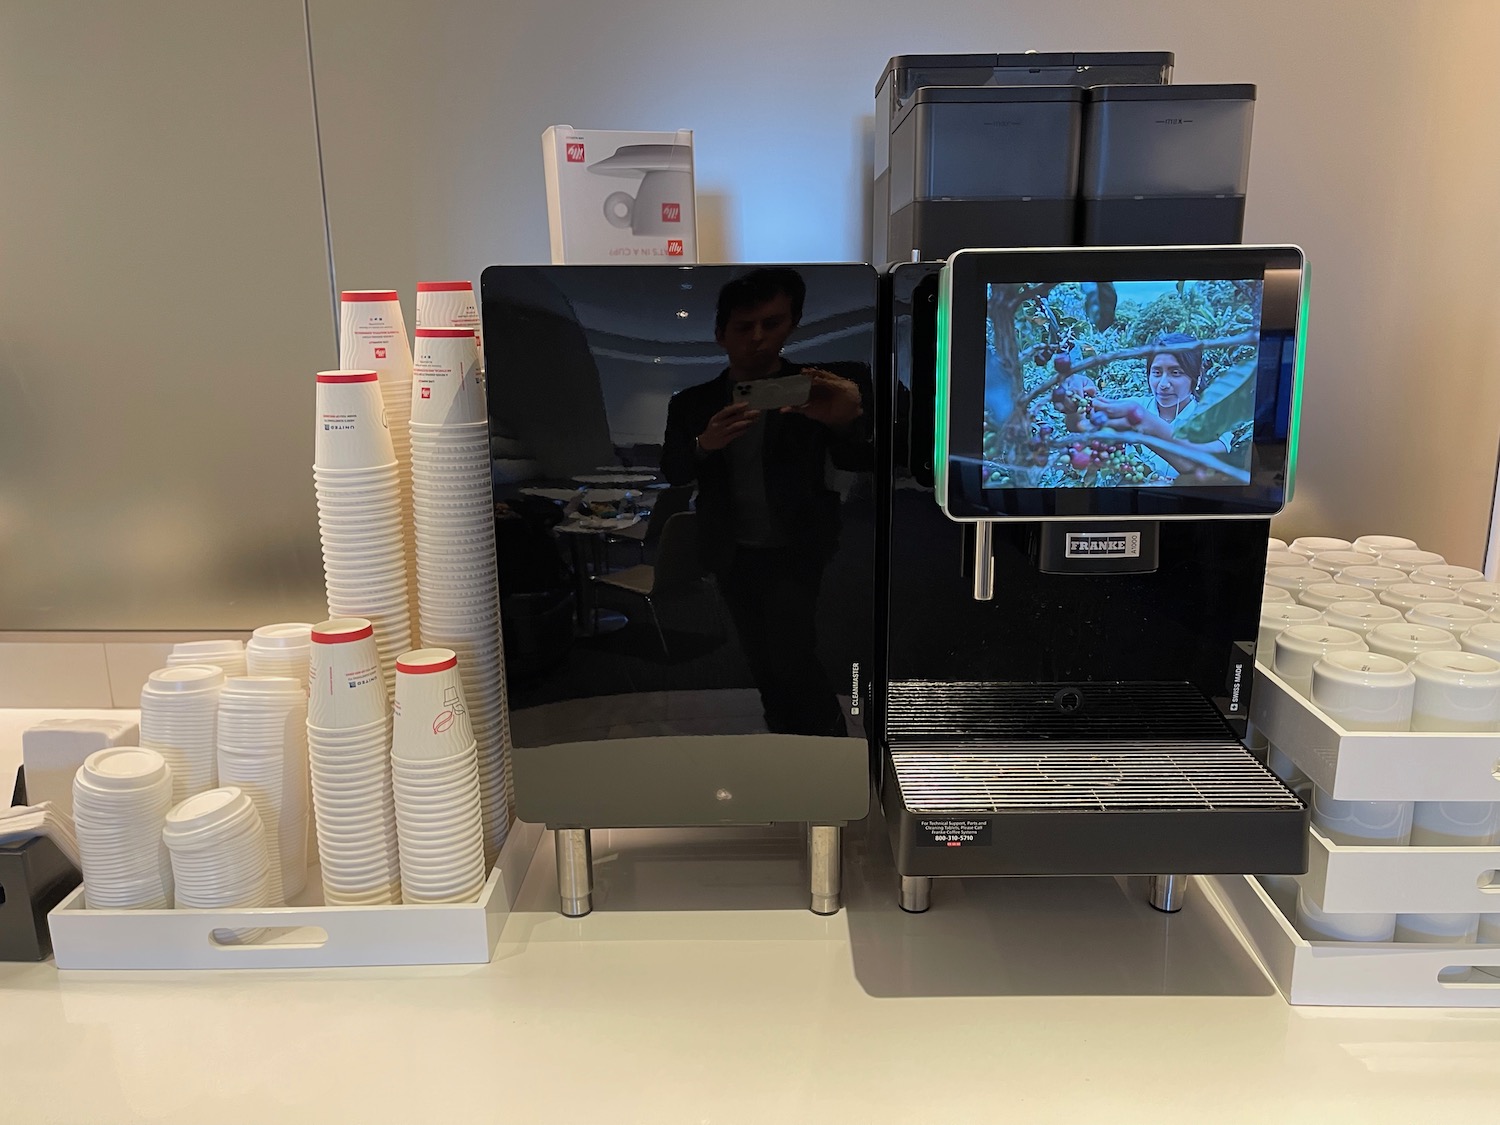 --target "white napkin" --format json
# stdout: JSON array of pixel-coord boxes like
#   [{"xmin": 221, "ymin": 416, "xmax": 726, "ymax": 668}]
[{"xmin": 0, "ymin": 801, "xmax": 81, "ymax": 868}]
